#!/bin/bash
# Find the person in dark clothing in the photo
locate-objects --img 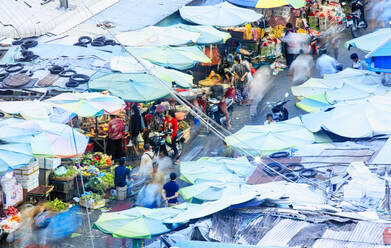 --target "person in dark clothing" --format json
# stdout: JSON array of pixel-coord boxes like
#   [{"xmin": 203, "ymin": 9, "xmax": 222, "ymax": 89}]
[
  {"xmin": 114, "ymin": 157, "xmax": 131, "ymax": 191},
  {"xmin": 129, "ymin": 104, "xmax": 143, "ymax": 151},
  {"xmin": 232, "ymin": 56, "xmax": 249, "ymax": 105},
  {"xmin": 162, "ymin": 172, "xmax": 179, "ymax": 207},
  {"xmin": 209, "ymin": 79, "xmax": 232, "ymax": 129}
]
